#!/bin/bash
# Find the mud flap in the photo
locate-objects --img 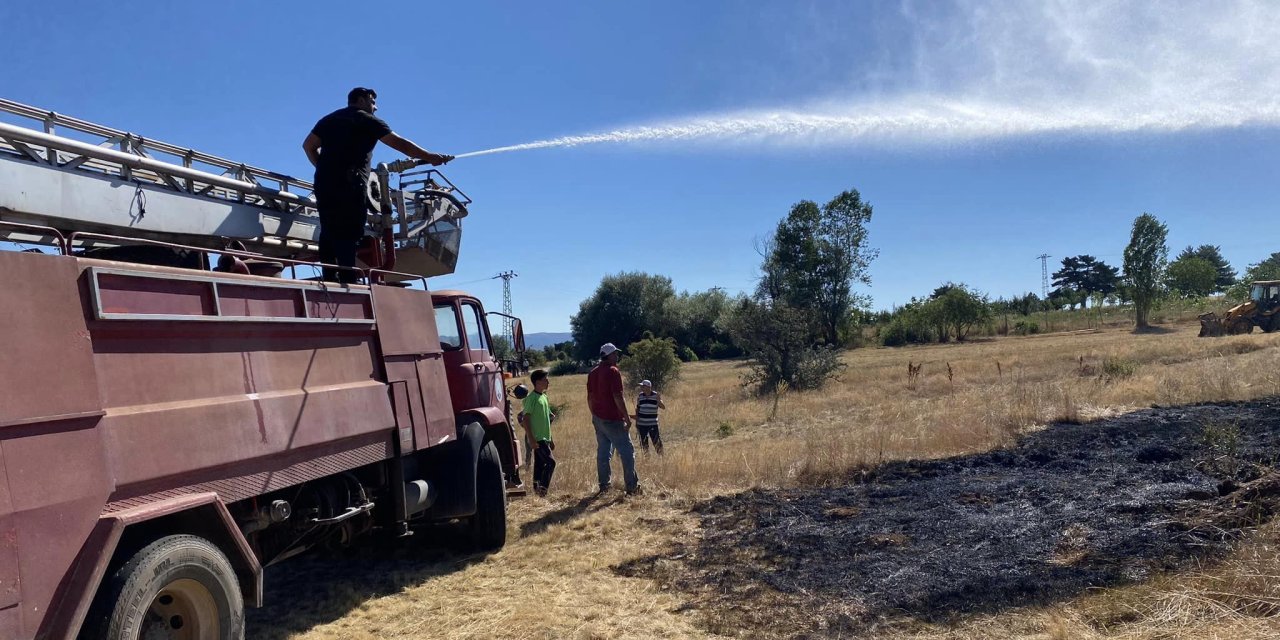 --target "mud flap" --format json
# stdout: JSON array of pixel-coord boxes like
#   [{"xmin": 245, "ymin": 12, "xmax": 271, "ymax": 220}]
[{"xmin": 421, "ymin": 422, "xmax": 484, "ymax": 520}]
